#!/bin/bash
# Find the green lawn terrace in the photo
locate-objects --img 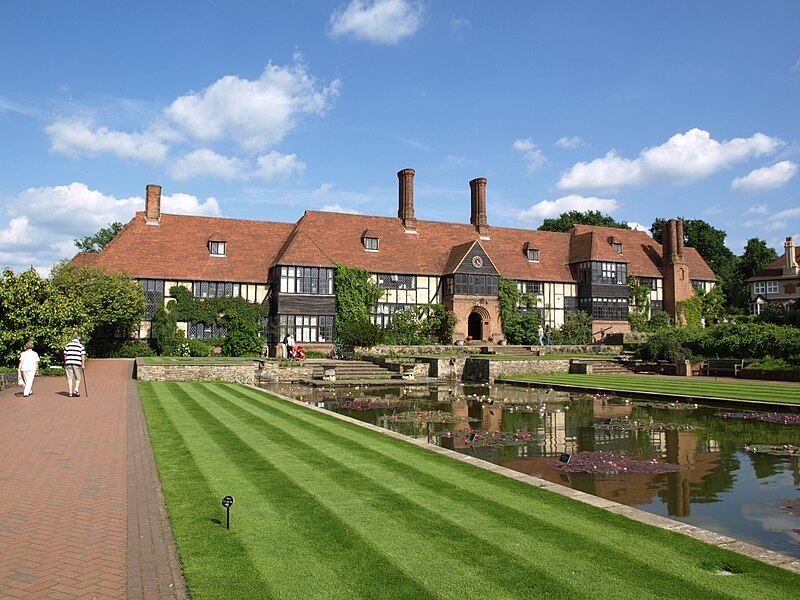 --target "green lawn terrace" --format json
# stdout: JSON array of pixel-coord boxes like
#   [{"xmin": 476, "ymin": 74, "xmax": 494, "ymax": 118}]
[
  {"xmin": 140, "ymin": 382, "xmax": 800, "ymax": 599},
  {"xmin": 501, "ymin": 373, "xmax": 800, "ymax": 406}
]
